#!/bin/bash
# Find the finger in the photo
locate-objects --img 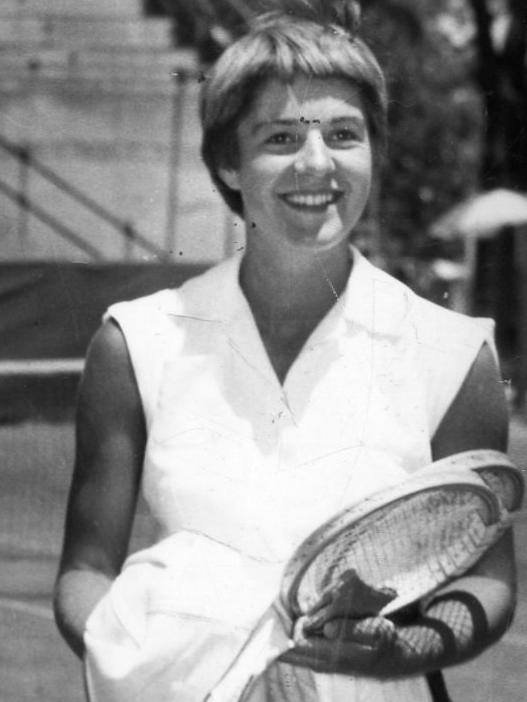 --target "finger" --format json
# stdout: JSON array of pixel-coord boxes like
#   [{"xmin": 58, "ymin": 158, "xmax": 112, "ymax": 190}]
[
  {"xmin": 303, "ymin": 585, "xmax": 397, "ymax": 632},
  {"xmin": 344, "ymin": 577, "xmax": 397, "ymax": 616},
  {"xmin": 280, "ymin": 633, "xmax": 384, "ymax": 675},
  {"xmin": 358, "ymin": 583, "xmax": 398, "ymax": 611},
  {"xmin": 306, "ymin": 570, "xmax": 397, "ymax": 626},
  {"xmin": 323, "ymin": 616, "xmax": 397, "ymax": 646}
]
